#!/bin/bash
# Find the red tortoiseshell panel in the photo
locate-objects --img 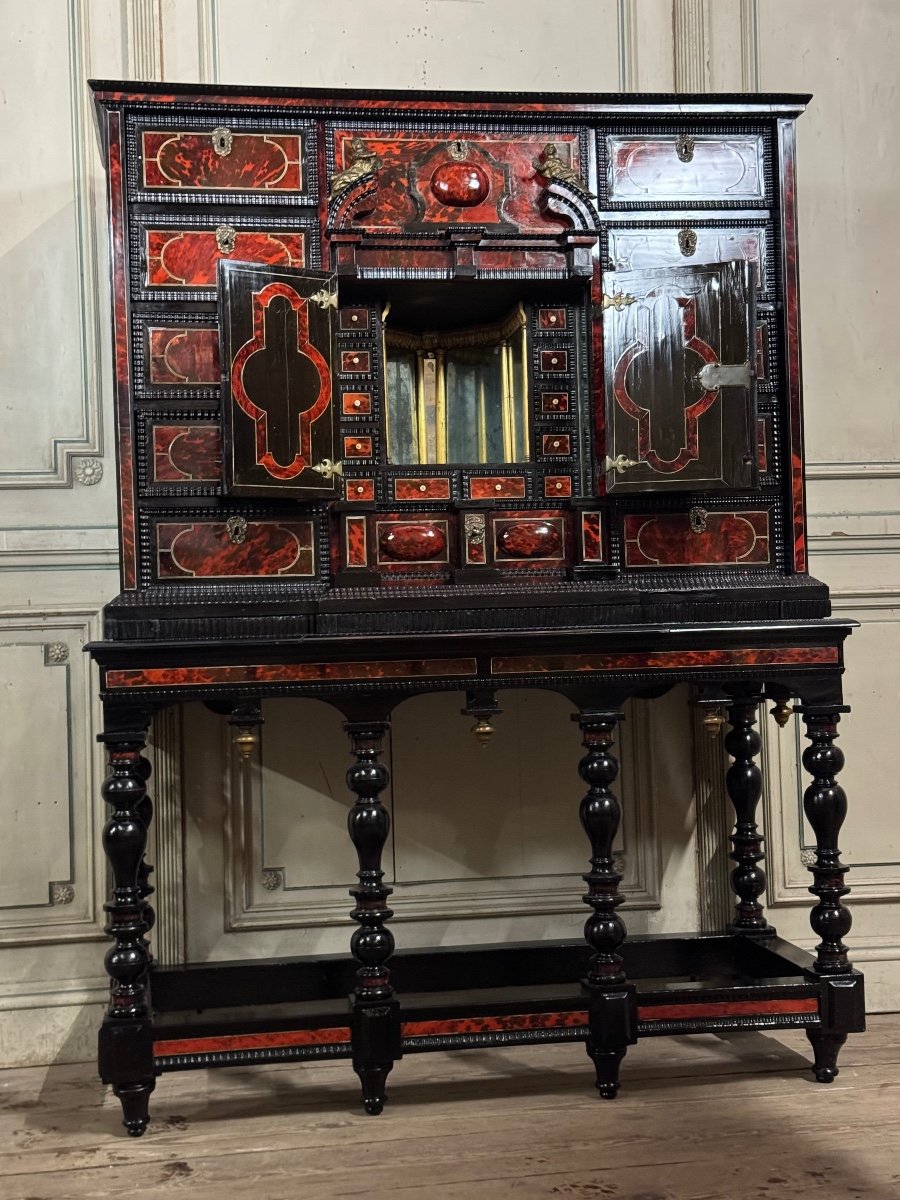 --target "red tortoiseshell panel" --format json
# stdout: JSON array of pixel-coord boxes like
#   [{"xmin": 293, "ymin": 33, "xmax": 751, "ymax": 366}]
[
  {"xmin": 538, "ymin": 309, "xmax": 567, "ymax": 330},
  {"xmin": 341, "ymin": 350, "xmax": 371, "ymax": 373},
  {"xmin": 145, "ymin": 230, "xmax": 305, "ymax": 287},
  {"xmin": 156, "ymin": 520, "xmax": 314, "ymax": 578},
  {"xmin": 541, "ymin": 392, "xmax": 570, "ymax": 413},
  {"xmin": 377, "ymin": 521, "xmax": 448, "ymax": 563},
  {"xmin": 394, "ymin": 477, "xmax": 451, "ymax": 500},
  {"xmin": 541, "ymin": 434, "xmax": 571, "ymax": 456},
  {"xmin": 344, "ymin": 436, "xmax": 373, "ymax": 458},
  {"xmin": 344, "ymin": 515, "xmax": 368, "ymax": 567},
  {"xmin": 540, "ymin": 350, "xmax": 568, "ymax": 373},
  {"xmin": 148, "ymin": 327, "xmax": 220, "ymax": 385},
  {"xmin": 491, "ymin": 646, "xmax": 839, "ymax": 675},
  {"xmin": 495, "ymin": 517, "xmax": 565, "ymax": 561},
  {"xmin": 402, "ymin": 1011, "xmax": 588, "ymax": 1038},
  {"xmin": 624, "ymin": 512, "xmax": 769, "ymax": 568},
  {"xmin": 639, "ymin": 998, "xmax": 818, "ymax": 1022},
  {"xmin": 106, "ymin": 658, "xmax": 479, "ymax": 689},
  {"xmin": 332, "ymin": 130, "xmax": 580, "ymax": 232},
  {"xmin": 758, "ymin": 416, "xmax": 770, "ymax": 473},
  {"xmin": 544, "ymin": 476, "xmax": 572, "ymax": 498},
  {"xmin": 152, "ymin": 425, "xmax": 221, "ymax": 483},
  {"xmin": 154, "ymin": 1026, "xmax": 350, "ymax": 1057},
  {"xmin": 477, "ymin": 249, "xmax": 568, "ymax": 272},
  {"xmin": 344, "ymin": 478, "xmax": 375, "ymax": 501},
  {"xmin": 342, "ymin": 392, "xmax": 372, "ymax": 415},
  {"xmin": 142, "ymin": 131, "xmax": 303, "ymax": 191},
  {"xmin": 339, "ymin": 308, "xmax": 370, "ymax": 331},
  {"xmin": 469, "ymin": 476, "xmax": 526, "ymax": 499},
  {"xmin": 355, "ymin": 247, "xmax": 454, "ymax": 272},
  {"xmin": 582, "ymin": 512, "xmax": 602, "ymax": 561}
]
